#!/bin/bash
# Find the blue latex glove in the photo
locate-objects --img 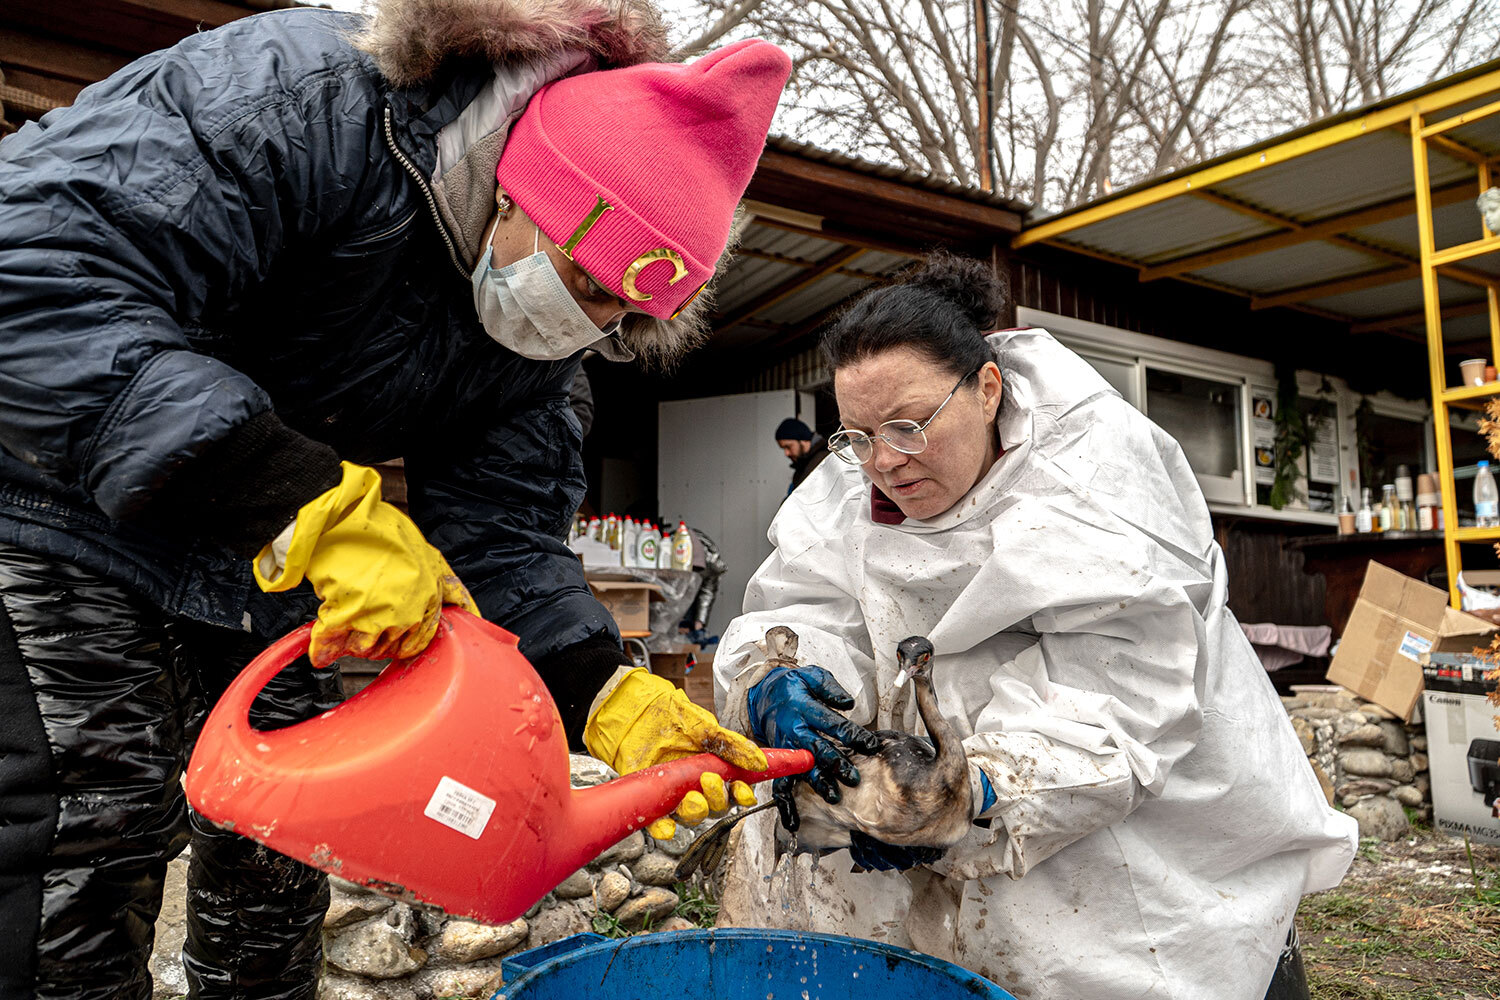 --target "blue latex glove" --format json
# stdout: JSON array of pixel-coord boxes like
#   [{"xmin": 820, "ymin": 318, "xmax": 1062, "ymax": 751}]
[
  {"xmin": 747, "ymin": 666, "xmax": 880, "ymax": 827},
  {"xmin": 976, "ymin": 767, "xmax": 997, "ymax": 816},
  {"xmin": 847, "ymin": 830, "xmax": 945, "ymax": 872}
]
